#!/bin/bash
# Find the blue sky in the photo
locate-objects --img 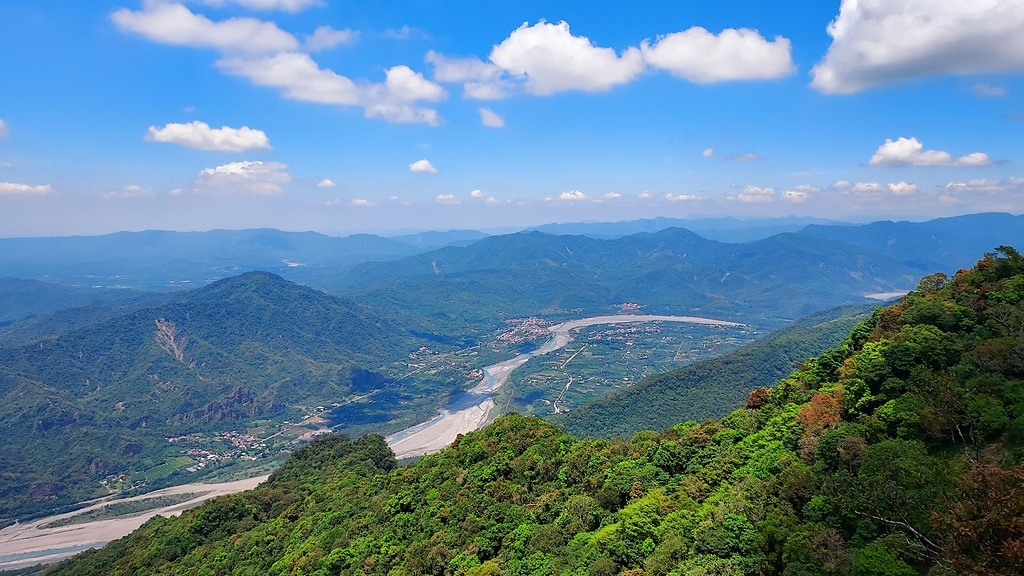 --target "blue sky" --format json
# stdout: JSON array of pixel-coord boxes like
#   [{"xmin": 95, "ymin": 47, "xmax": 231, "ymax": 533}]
[{"xmin": 0, "ymin": 0, "xmax": 1022, "ymax": 236}]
